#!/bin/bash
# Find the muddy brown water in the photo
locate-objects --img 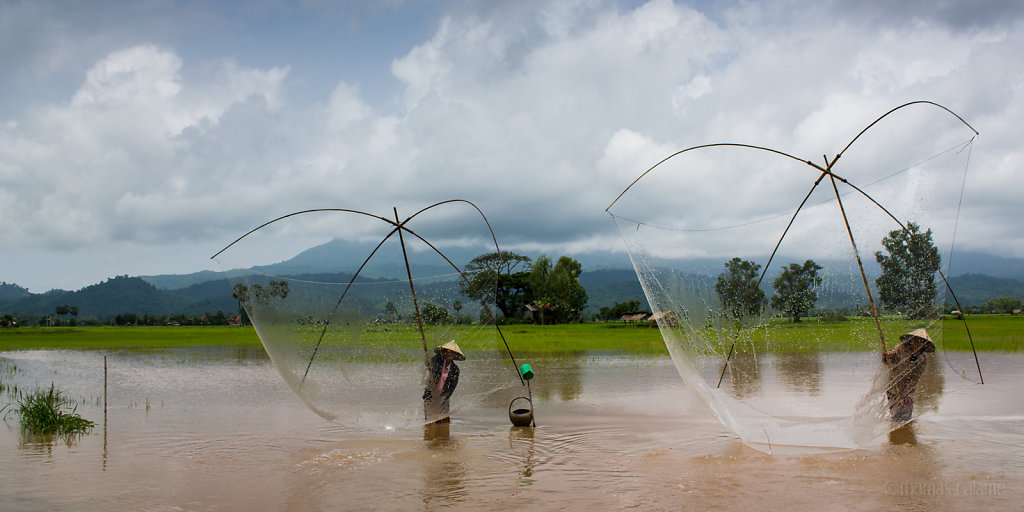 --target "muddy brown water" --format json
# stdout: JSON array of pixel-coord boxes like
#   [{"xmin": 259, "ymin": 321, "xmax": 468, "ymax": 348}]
[{"xmin": 0, "ymin": 349, "xmax": 1021, "ymax": 511}]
